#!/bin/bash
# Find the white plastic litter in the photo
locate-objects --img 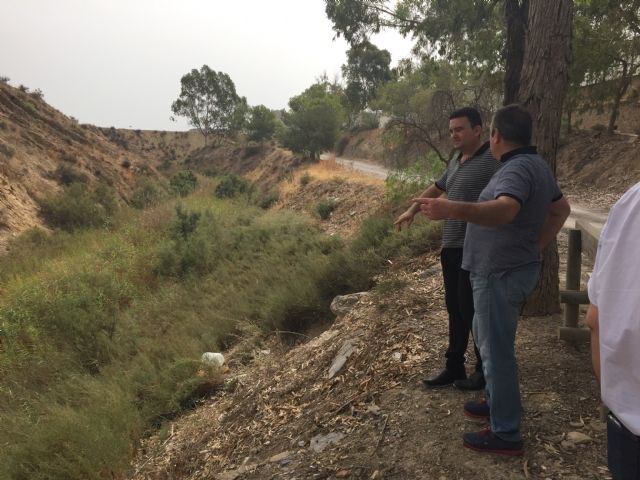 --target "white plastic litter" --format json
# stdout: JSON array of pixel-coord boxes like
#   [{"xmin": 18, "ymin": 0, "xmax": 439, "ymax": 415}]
[{"xmin": 201, "ymin": 352, "xmax": 225, "ymax": 367}]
